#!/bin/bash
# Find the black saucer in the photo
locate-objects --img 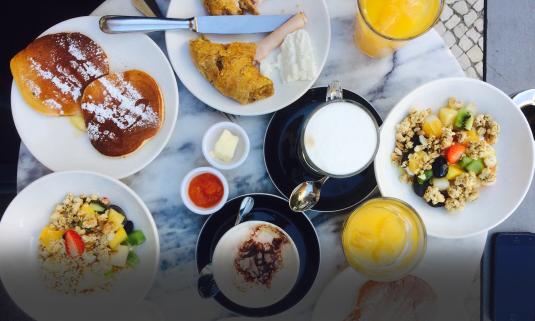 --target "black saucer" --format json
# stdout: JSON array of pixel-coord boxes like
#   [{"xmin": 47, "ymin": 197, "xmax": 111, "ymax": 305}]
[
  {"xmin": 264, "ymin": 87, "xmax": 382, "ymax": 212},
  {"xmin": 196, "ymin": 193, "xmax": 320, "ymax": 317}
]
